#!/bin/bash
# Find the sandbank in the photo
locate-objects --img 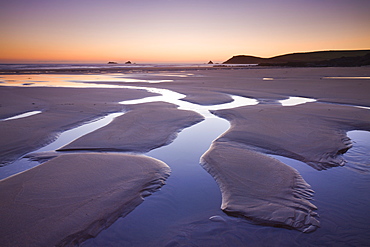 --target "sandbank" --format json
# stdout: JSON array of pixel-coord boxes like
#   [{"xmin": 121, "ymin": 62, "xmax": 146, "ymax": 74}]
[
  {"xmin": 0, "ymin": 86, "xmax": 156, "ymax": 165},
  {"xmin": 59, "ymin": 101, "xmax": 204, "ymax": 153},
  {"xmin": 212, "ymin": 102, "xmax": 370, "ymax": 170},
  {"xmin": 84, "ymin": 67, "xmax": 370, "ymax": 107},
  {"xmin": 0, "ymin": 153, "xmax": 170, "ymax": 247},
  {"xmin": 201, "ymin": 141, "xmax": 319, "ymax": 232}
]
